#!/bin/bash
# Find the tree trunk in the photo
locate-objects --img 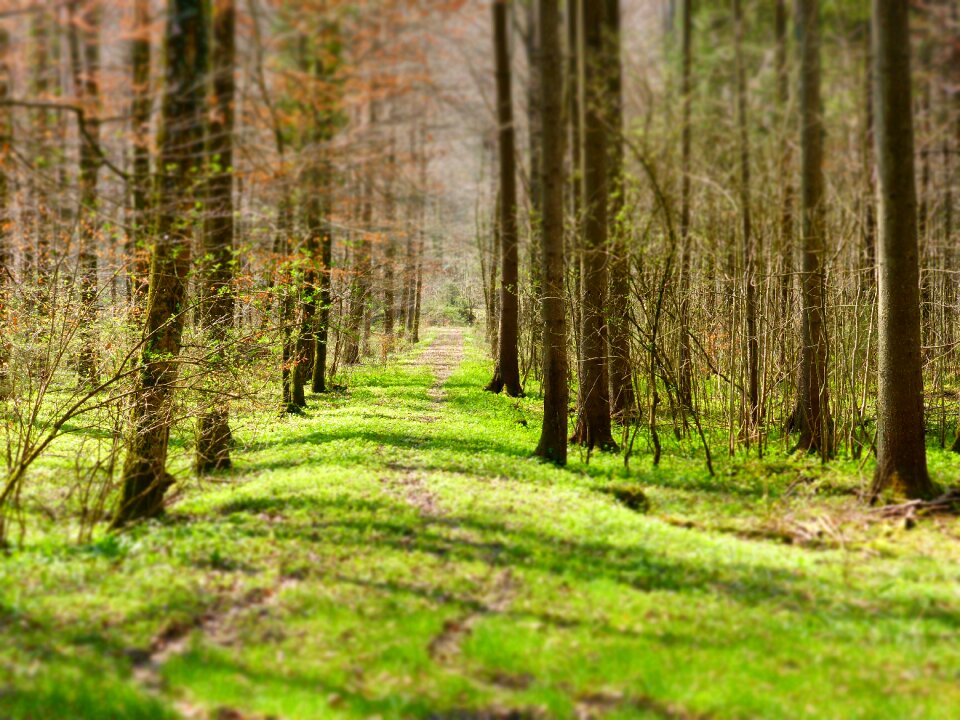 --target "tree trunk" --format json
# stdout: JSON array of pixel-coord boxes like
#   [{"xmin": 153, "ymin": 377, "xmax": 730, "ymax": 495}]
[
  {"xmin": 113, "ymin": 0, "xmax": 208, "ymax": 527},
  {"xmin": 568, "ymin": 0, "xmax": 584, "ymax": 420},
  {"xmin": 486, "ymin": 0, "xmax": 522, "ymax": 397},
  {"xmin": 196, "ymin": 0, "xmax": 236, "ymax": 473},
  {"xmin": 344, "ymin": 176, "xmax": 372, "ymax": 365},
  {"xmin": 382, "ymin": 135, "xmax": 396, "ymax": 354},
  {"xmin": 534, "ymin": 0, "xmax": 568, "ymax": 465},
  {"xmin": 605, "ymin": 0, "xmax": 634, "ymax": 423},
  {"xmin": 311, "ymin": 187, "xmax": 332, "ymax": 394},
  {"xmin": 130, "ymin": 0, "xmax": 152, "ymax": 303},
  {"xmin": 861, "ymin": 24, "xmax": 876, "ymax": 278},
  {"xmin": 733, "ymin": 0, "xmax": 759, "ymax": 444},
  {"xmin": 67, "ymin": 0, "xmax": 101, "ymax": 385},
  {"xmin": 0, "ymin": 29, "xmax": 11, "ymax": 392},
  {"xmin": 677, "ymin": 0, "xmax": 694, "ymax": 410},
  {"xmin": 571, "ymin": 0, "xmax": 616, "ymax": 451},
  {"xmin": 776, "ymin": 0, "xmax": 794, "ymax": 349},
  {"xmin": 869, "ymin": 0, "xmax": 935, "ymax": 500},
  {"xmin": 791, "ymin": 0, "xmax": 833, "ymax": 456}
]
